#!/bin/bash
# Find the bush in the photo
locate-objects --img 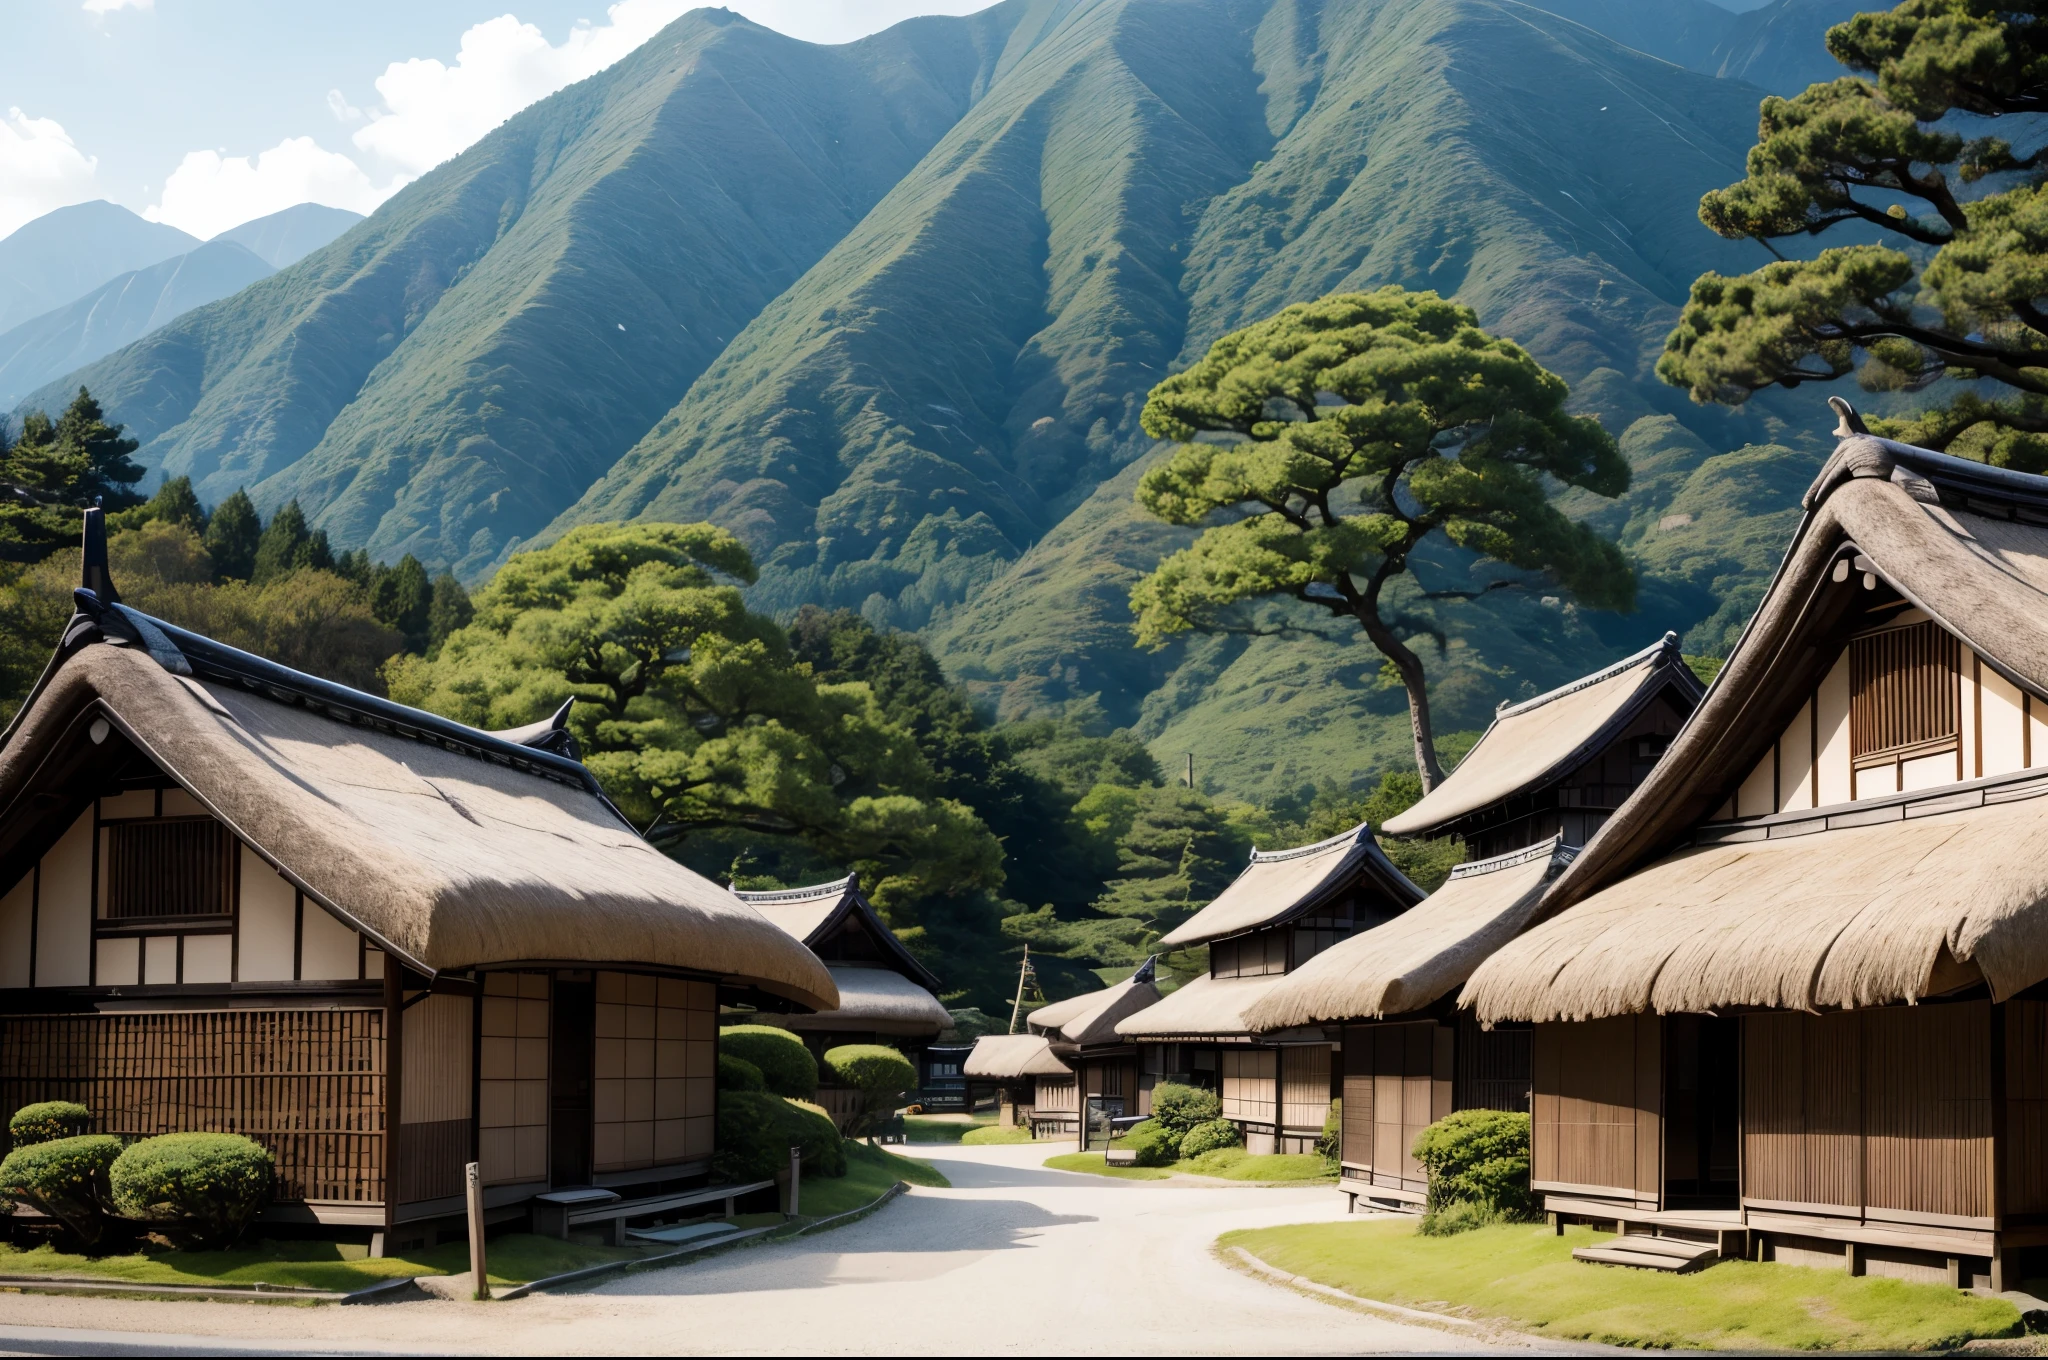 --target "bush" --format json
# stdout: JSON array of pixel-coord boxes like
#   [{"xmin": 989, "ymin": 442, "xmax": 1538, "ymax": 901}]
[
  {"xmin": 1149, "ymin": 1082, "xmax": 1221, "ymax": 1136},
  {"xmin": 9, "ymin": 1102, "xmax": 91, "ymax": 1149},
  {"xmin": 1119, "ymin": 1119, "xmax": 1181, "ymax": 1168},
  {"xmin": 823, "ymin": 1044, "xmax": 917, "ymax": 1140},
  {"xmin": 1411, "ymin": 1109, "xmax": 1534, "ymax": 1232},
  {"xmin": 1418, "ymin": 1198, "xmax": 1504, "ymax": 1237},
  {"xmin": 1316, "ymin": 1098, "xmax": 1341, "ymax": 1170},
  {"xmin": 718, "ymin": 1054, "xmax": 766, "ymax": 1092},
  {"xmin": 719, "ymin": 1025, "xmax": 818, "ymax": 1100},
  {"xmin": 712, "ymin": 1090, "xmax": 846, "ymax": 1185},
  {"xmin": 0, "ymin": 1134, "xmax": 122, "ymax": 1246},
  {"xmin": 109, "ymin": 1133, "xmax": 273, "ymax": 1249},
  {"xmin": 1178, "ymin": 1118, "xmax": 1242, "ymax": 1159}
]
